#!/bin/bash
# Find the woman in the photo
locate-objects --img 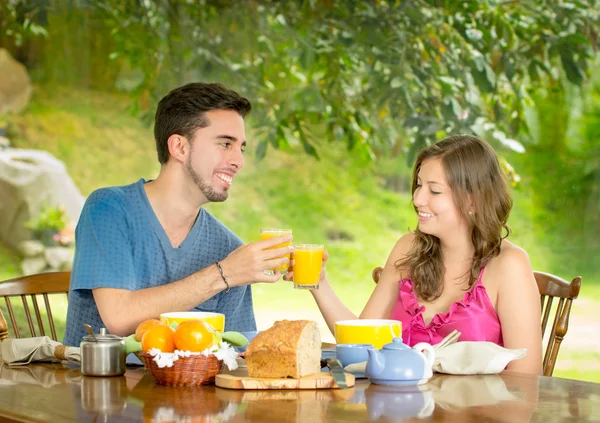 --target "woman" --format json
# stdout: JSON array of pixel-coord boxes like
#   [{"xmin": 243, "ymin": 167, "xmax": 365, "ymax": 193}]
[{"xmin": 287, "ymin": 134, "xmax": 542, "ymax": 374}]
